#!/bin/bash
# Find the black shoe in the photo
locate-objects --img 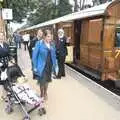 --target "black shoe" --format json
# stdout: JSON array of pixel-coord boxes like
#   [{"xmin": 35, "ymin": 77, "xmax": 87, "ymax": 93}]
[{"xmin": 55, "ymin": 76, "xmax": 61, "ymax": 79}]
